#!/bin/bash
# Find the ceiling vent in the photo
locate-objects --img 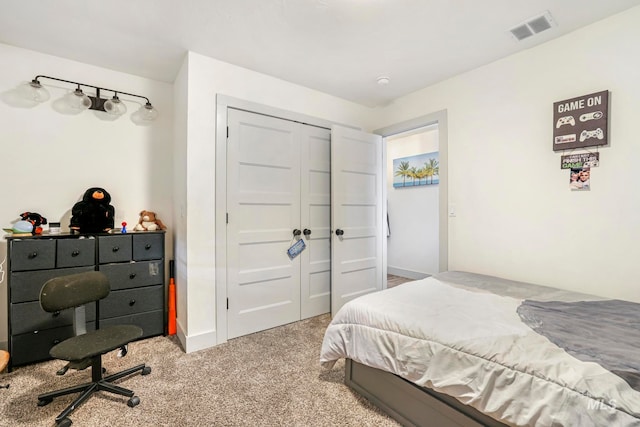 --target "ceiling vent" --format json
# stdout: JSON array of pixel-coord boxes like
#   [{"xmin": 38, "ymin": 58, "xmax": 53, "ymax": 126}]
[{"xmin": 509, "ymin": 11, "xmax": 555, "ymax": 41}]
